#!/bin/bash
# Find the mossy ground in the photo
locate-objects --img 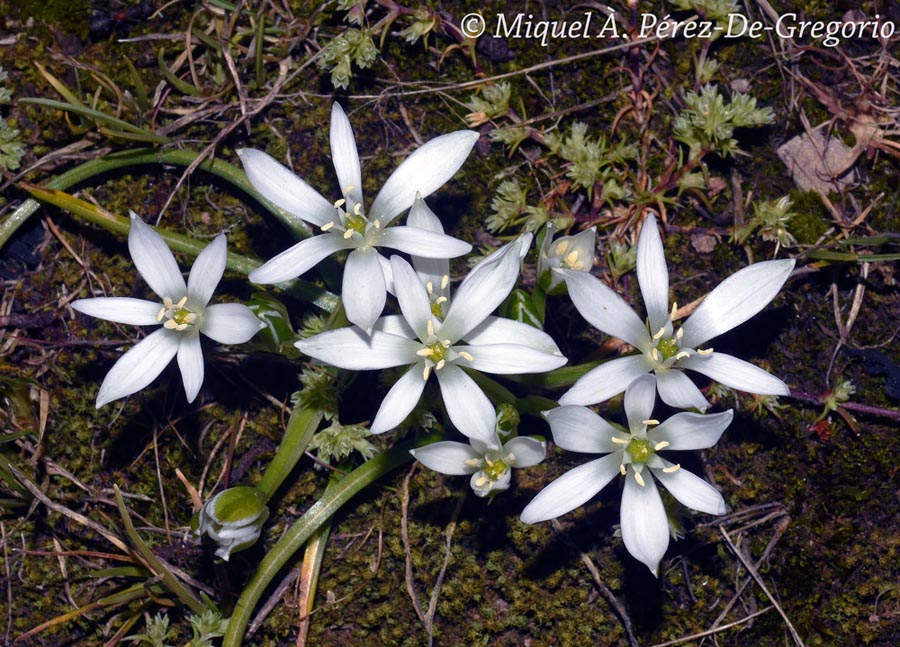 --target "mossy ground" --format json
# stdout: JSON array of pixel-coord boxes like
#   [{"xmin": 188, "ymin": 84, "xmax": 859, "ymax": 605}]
[{"xmin": 1, "ymin": 1, "xmax": 899, "ymax": 646}]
